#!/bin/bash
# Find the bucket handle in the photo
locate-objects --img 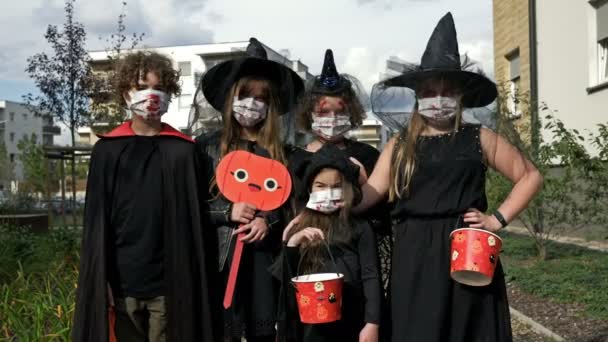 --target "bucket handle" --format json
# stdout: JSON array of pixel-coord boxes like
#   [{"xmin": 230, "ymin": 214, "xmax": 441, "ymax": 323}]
[{"xmin": 292, "ymin": 239, "xmax": 341, "ymax": 281}]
